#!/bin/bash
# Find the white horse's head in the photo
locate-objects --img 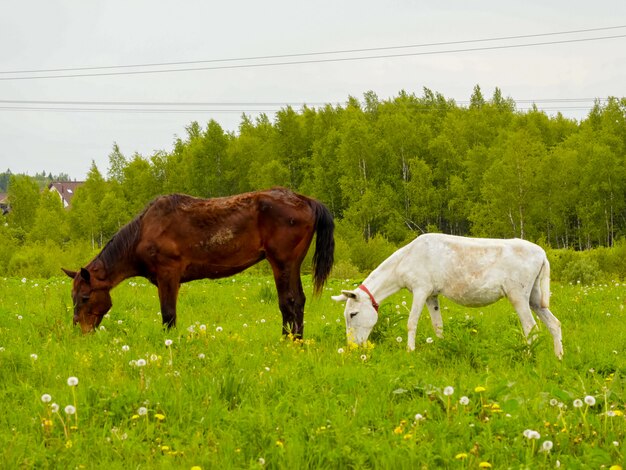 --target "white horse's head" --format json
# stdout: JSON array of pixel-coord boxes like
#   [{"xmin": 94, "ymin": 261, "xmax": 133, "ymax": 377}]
[{"xmin": 331, "ymin": 289, "xmax": 378, "ymax": 345}]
